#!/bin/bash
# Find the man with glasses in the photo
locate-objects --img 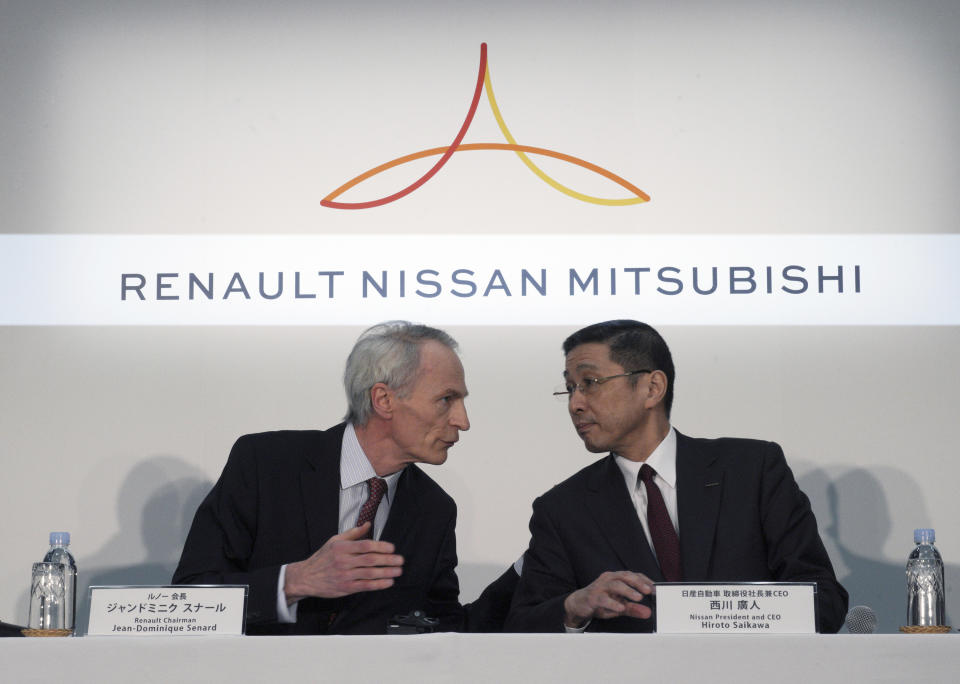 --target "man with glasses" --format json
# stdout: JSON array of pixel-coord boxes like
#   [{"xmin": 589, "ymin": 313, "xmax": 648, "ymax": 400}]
[{"xmin": 505, "ymin": 320, "xmax": 847, "ymax": 633}]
